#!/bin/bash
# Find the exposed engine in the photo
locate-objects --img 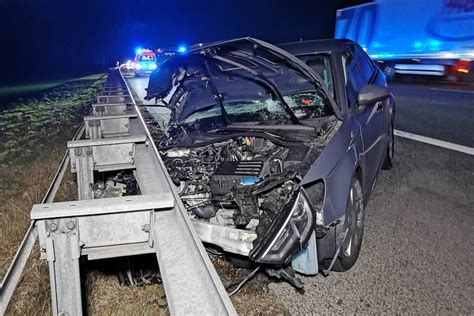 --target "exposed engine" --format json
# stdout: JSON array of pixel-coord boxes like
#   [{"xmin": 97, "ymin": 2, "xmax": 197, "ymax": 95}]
[{"xmin": 161, "ymin": 136, "xmax": 308, "ymax": 237}]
